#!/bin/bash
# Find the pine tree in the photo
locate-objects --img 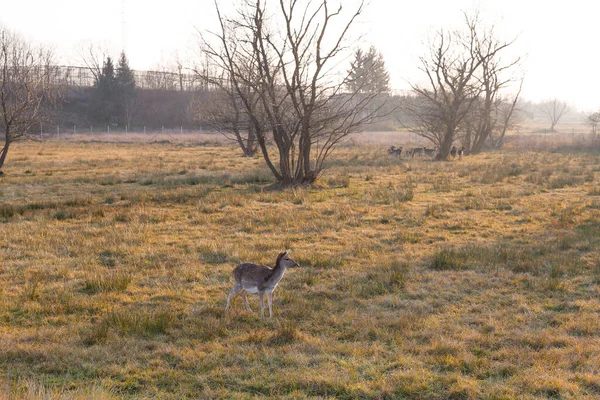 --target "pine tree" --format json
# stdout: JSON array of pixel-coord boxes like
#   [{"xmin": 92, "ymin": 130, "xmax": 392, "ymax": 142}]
[
  {"xmin": 116, "ymin": 52, "xmax": 137, "ymax": 127},
  {"xmin": 91, "ymin": 56, "xmax": 118, "ymax": 124},
  {"xmin": 346, "ymin": 46, "xmax": 390, "ymax": 94}
]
